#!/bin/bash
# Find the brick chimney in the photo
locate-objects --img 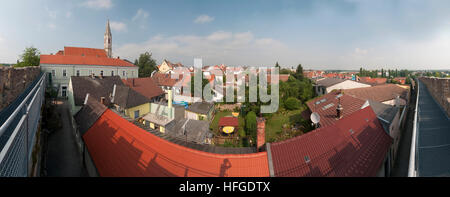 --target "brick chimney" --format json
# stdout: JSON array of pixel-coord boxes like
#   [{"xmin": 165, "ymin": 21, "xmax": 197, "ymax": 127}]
[
  {"xmin": 257, "ymin": 116, "xmax": 266, "ymax": 151},
  {"xmin": 336, "ymin": 98, "xmax": 343, "ymax": 119}
]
